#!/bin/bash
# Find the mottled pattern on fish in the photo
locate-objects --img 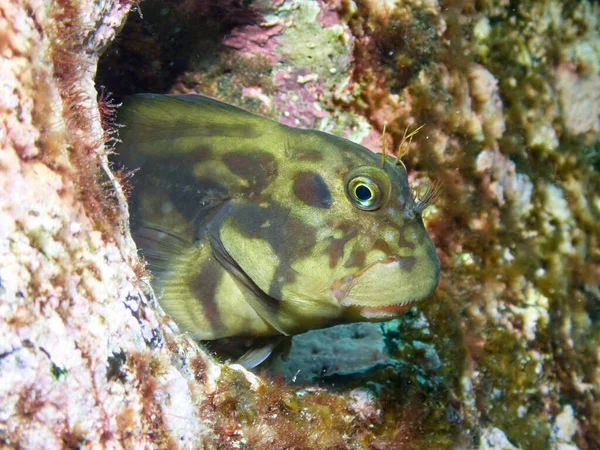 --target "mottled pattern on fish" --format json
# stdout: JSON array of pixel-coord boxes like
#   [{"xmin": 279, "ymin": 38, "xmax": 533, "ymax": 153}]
[{"xmin": 117, "ymin": 94, "xmax": 440, "ymax": 341}]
